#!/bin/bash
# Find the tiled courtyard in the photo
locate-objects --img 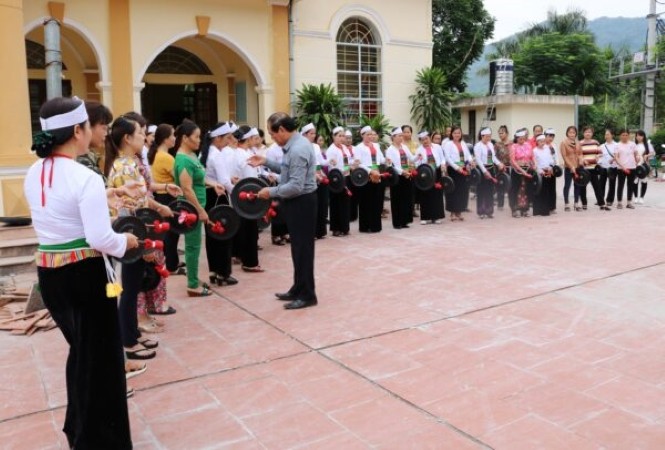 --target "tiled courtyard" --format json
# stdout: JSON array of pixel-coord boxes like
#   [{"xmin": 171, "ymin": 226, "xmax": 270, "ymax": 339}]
[{"xmin": 2, "ymin": 182, "xmax": 665, "ymax": 449}]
